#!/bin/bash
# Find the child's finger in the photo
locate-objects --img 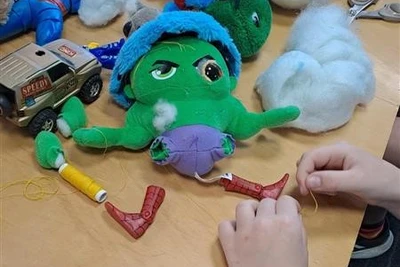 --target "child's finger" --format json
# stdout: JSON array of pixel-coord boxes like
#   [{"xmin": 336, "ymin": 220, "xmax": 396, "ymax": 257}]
[
  {"xmin": 235, "ymin": 200, "xmax": 258, "ymax": 231},
  {"xmin": 218, "ymin": 220, "xmax": 236, "ymax": 253},
  {"xmin": 296, "ymin": 143, "xmax": 349, "ymax": 195},
  {"xmin": 276, "ymin": 195, "xmax": 301, "ymax": 215},
  {"xmin": 218, "ymin": 220, "xmax": 236, "ymax": 237},
  {"xmin": 256, "ymin": 198, "xmax": 276, "ymax": 217},
  {"xmin": 305, "ymin": 170, "xmax": 355, "ymax": 193}
]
